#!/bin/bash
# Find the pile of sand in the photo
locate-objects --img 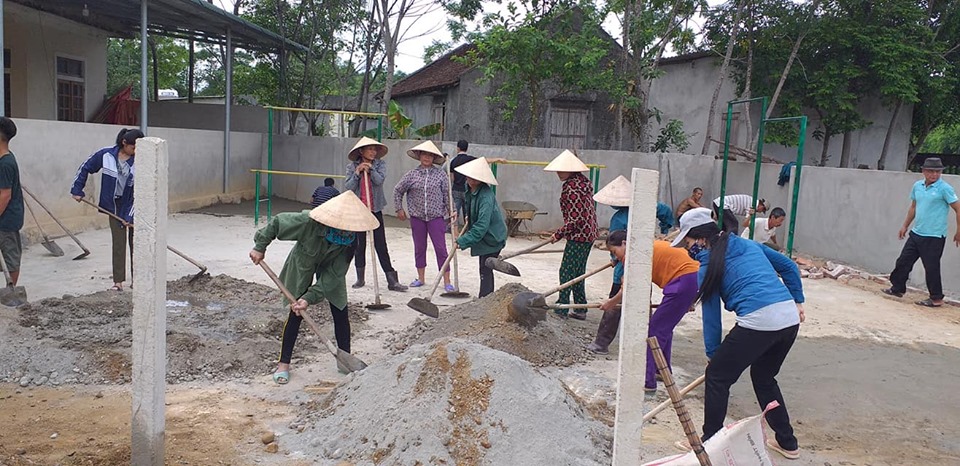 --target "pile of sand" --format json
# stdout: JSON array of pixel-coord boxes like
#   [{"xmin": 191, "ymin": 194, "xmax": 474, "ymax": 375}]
[
  {"xmin": 5, "ymin": 274, "xmax": 368, "ymax": 385},
  {"xmin": 291, "ymin": 339, "xmax": 611, "ymax": 465},
  {"xmin": 384, "ymin": 283, "xmax": 596, "ymax": 367}
]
